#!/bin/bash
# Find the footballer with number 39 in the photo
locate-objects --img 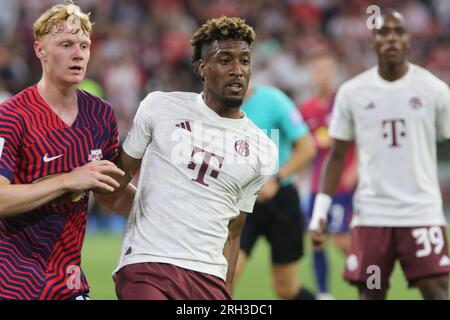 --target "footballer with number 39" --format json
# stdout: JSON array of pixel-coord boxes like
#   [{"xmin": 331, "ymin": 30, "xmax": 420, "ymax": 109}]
[{"xmin": 309, "ymin": 11, "xmax": 450, "ymax": 300}]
